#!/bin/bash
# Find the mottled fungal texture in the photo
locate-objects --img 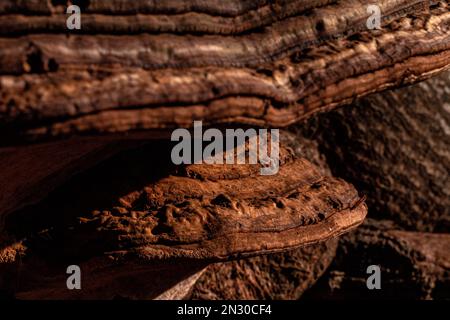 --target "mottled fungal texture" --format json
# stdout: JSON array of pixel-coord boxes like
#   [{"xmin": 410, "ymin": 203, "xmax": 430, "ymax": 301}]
[
  {"xmin": 0, "ymin": 0, "xmax": 447, "ymax": 302},
  {"xmin": 190, "ymin": 133, "xmax": 338, "ymax": 300},
  {"xmin": 297, "ymin": 70, "xmax": 450, "ymax": 233},
  {"xmin": 303, "ymin": 219, "xmax": 450, "ymax": 300},
  {"xmin": 0, "ymin": 1, "xmax": 449, "ymax": 142},
  {"xmin": 0, "ymin": 132, "xmax": 367, "ymax": 299}
]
